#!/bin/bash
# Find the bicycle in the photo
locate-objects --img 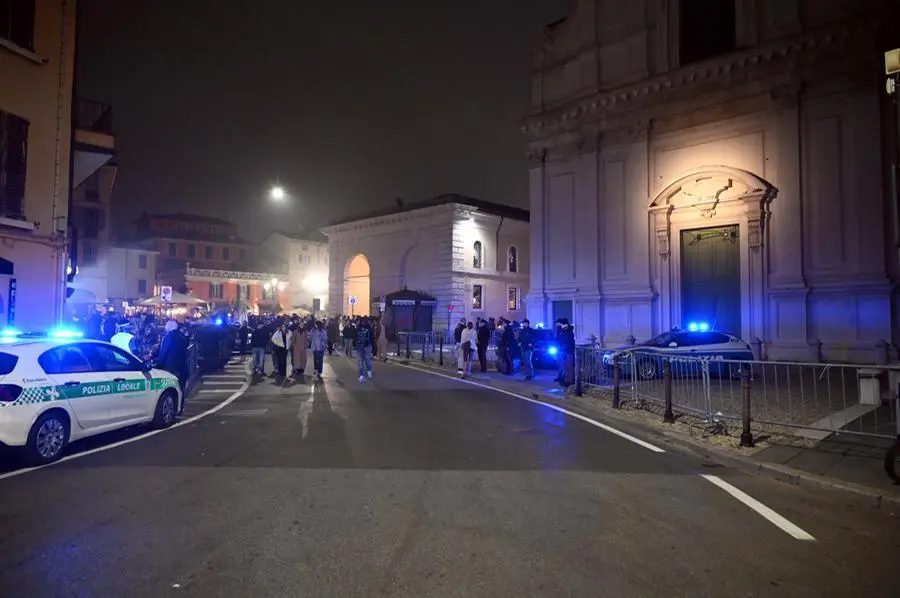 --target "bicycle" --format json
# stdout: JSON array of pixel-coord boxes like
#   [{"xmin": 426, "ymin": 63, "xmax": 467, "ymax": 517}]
[{"xmin": 886, "ymin": 435, "xmax": 900, "ymax": 484}]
